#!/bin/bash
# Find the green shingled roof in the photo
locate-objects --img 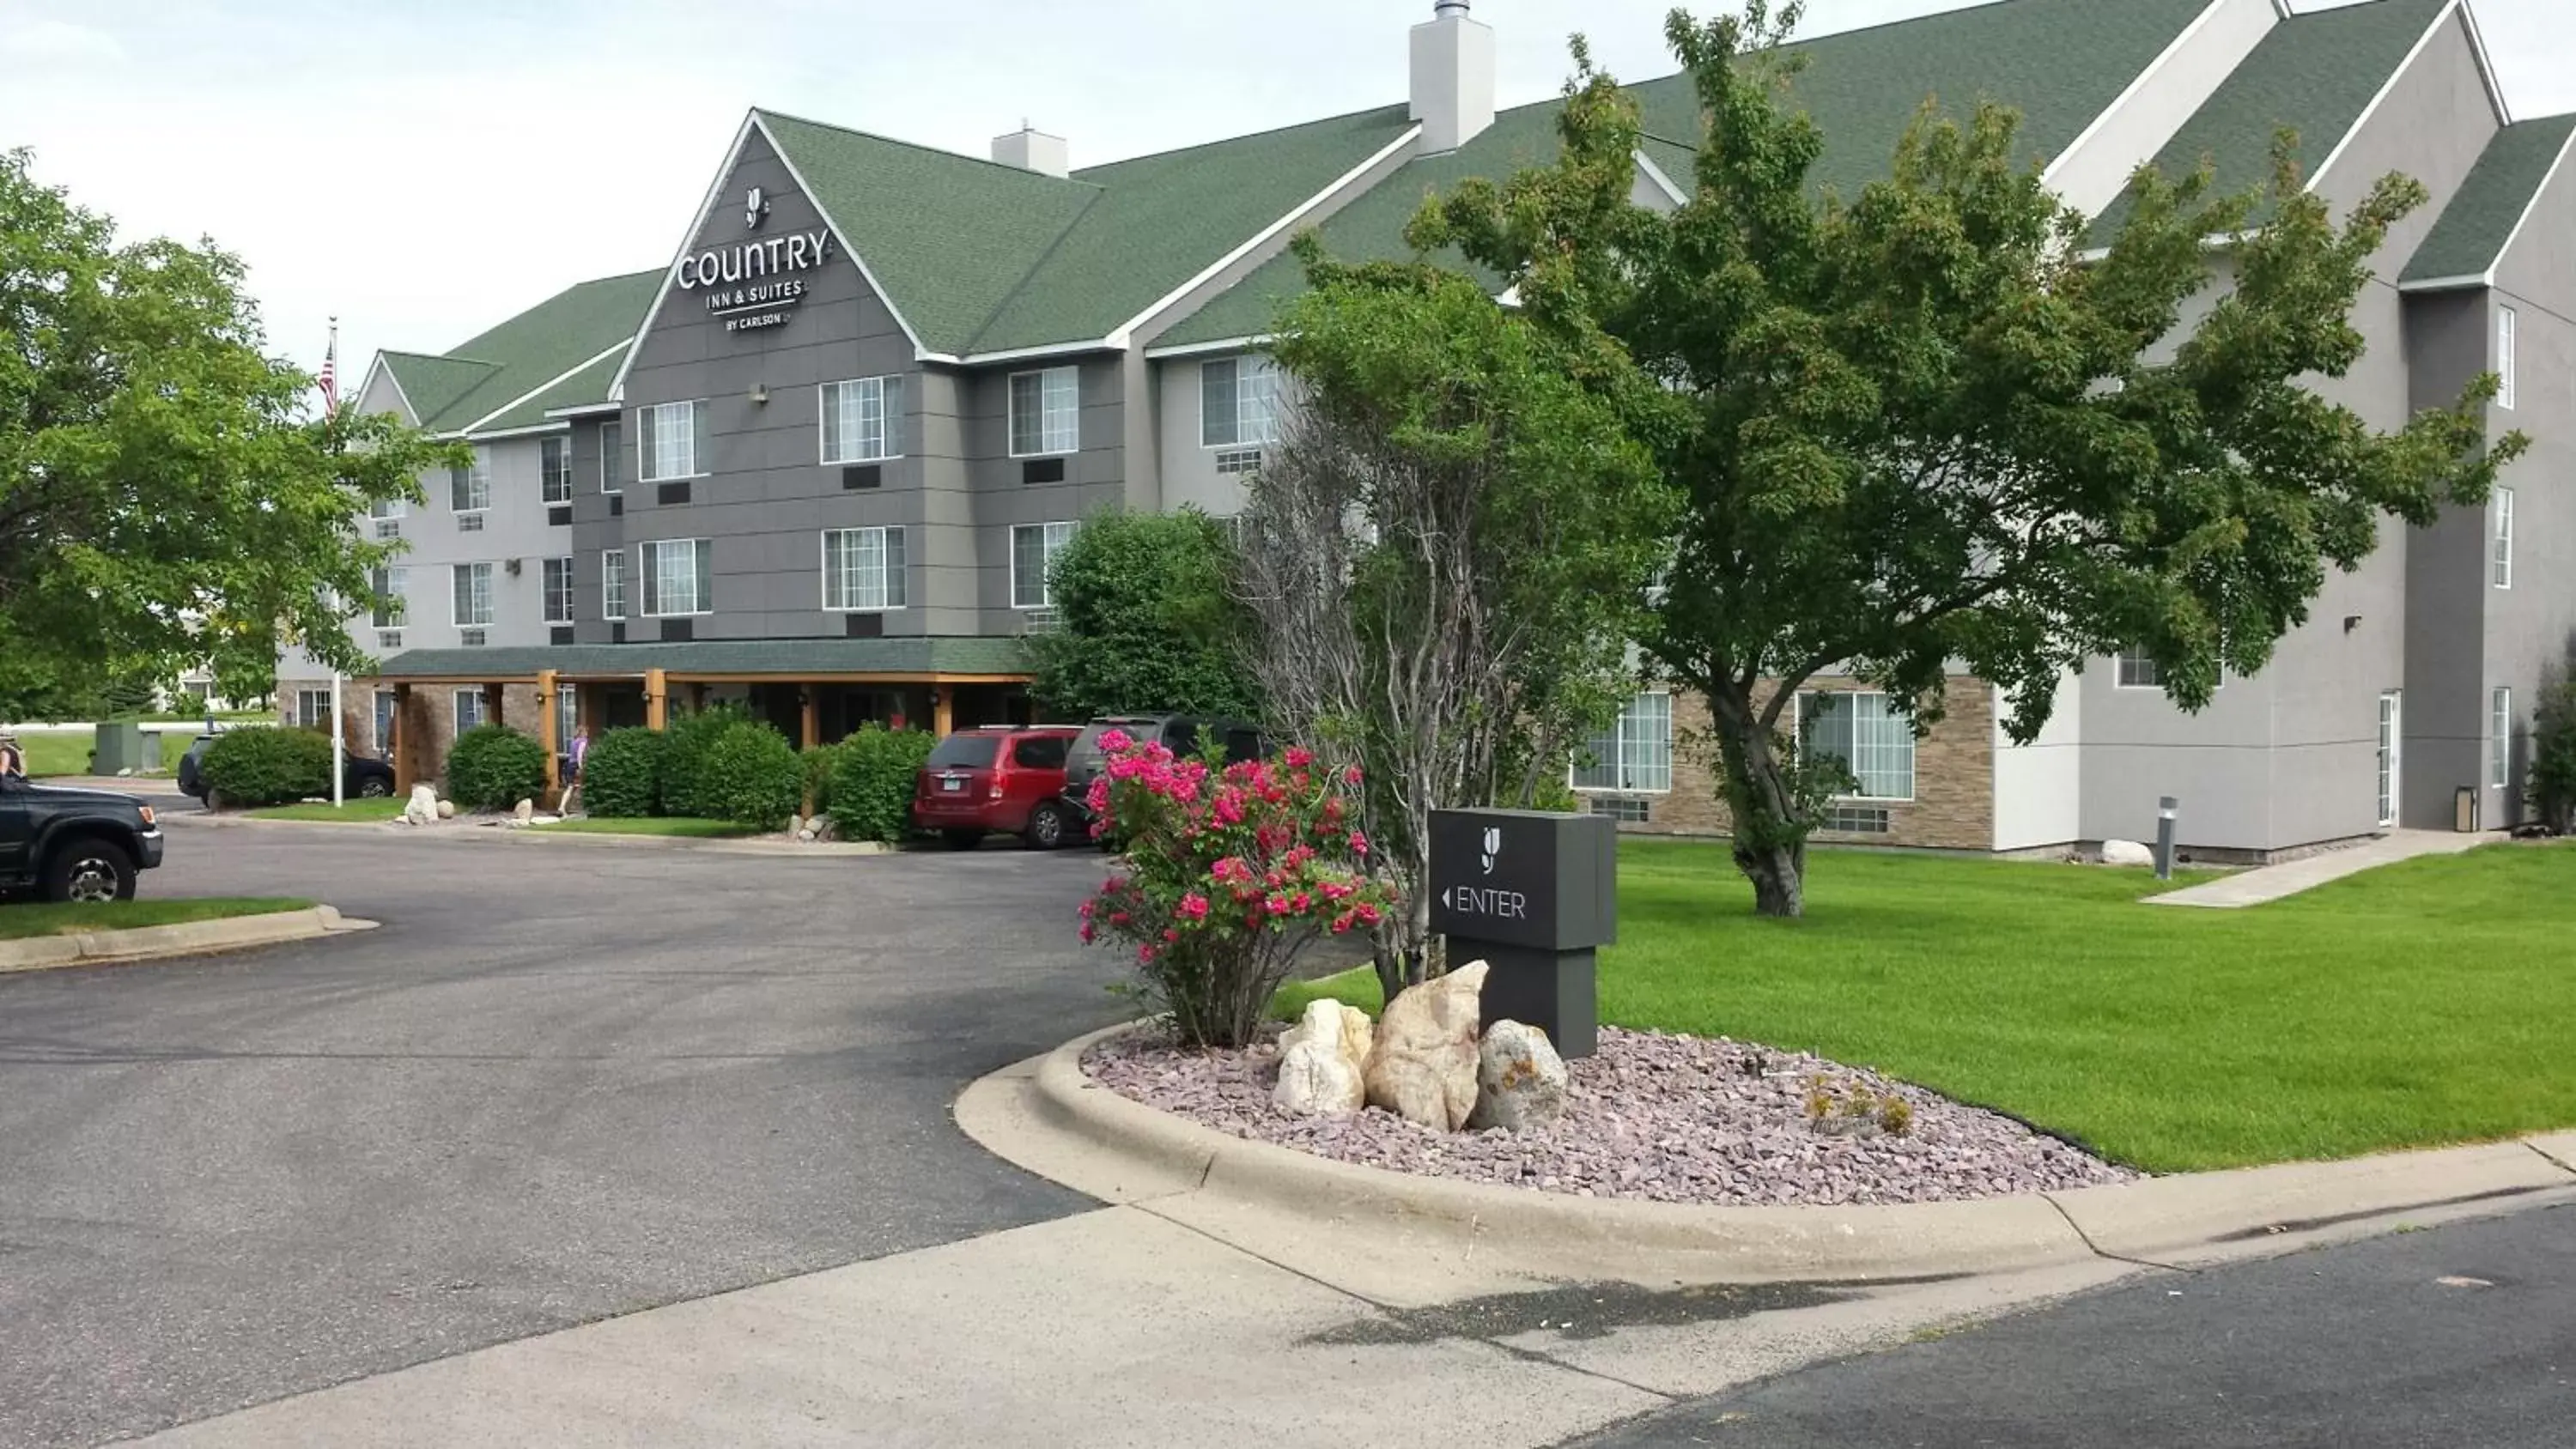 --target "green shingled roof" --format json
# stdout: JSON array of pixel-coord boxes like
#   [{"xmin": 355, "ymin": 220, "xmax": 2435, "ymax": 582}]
[
  {"xmin": 425, "ymin": 270, "xmax": 662, "ymax": 433},
  {"xmin": 2094, "ymin": 0, "xmax": 2451, "ymax": 239},
  {"xmin": 475, "ymin": 342, "xmax": 631, "ymax": 433},
  {"xmin": 966, "ymin": 105, "xmax": 1419, "ymax": 353},
  {"xmin": 2403, "ymin": 112, "xmax": 2576, "ymax": 285},
  {"xmin": 374, "ymin": 352, "xmax": 496, "ymax": 427},
  {"xmin": 1157, "ymin": 0, "xmax": 2217, "ymax": 348},
  {"xmin": 760, "ymin": 111, "xmax": 1103, "ymax": 359},
  {"xmin": 375, "ymin": 637, "xmax": 1031, "ymax": 680}
]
